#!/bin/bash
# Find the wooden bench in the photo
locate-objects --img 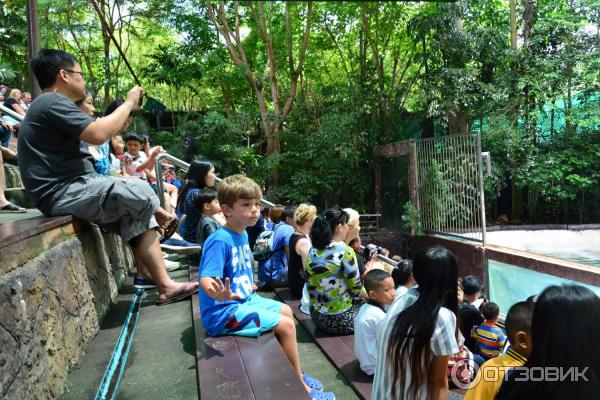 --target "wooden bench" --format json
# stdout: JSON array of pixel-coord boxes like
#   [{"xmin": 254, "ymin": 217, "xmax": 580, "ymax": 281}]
[
  {"xmin": 189, "ymin": 266, "xmax": 308, "ymax": 400},
  {"xmin": 274, "ymin": 287, "xmax": 373, "ymax": 400},
  {"xmin": 0, "ymin": 215, "xmax": 74, "ymax": 247},
  {"xmin": 274, "ymin": 287, "xmax": 466, "ymax": 400}
]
